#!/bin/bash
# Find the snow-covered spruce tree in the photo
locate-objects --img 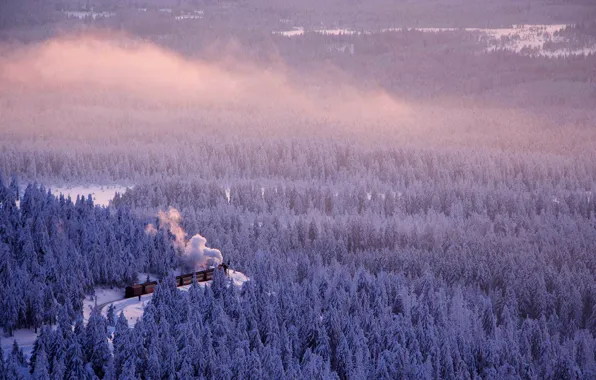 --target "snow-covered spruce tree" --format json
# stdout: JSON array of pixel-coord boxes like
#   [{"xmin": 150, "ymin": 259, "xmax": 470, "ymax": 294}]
[
  {"xmin": 5, "ymin": 341, "xmax": 29, "ymax": 380},
  {"xmin": 31, "ymin": 348, "xmax": 50, "ymax": 380},
  {"xmin": 106, "ymin": 304, "xmax": 116, "ymax": 327},
  {"xmin": 64, "ymin": 336, "xmax": 88, "ymax": 380},
  {"xmin": 84, "ymin": 307, "xmax": 111, "ymax": 378},
  {"xmin": 112, "ymin": 312, "xmax": 130, "ymax": 377},
  {"xmin": 0, "ymin": 343, "xmax": 5, "ymax": 380}
]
